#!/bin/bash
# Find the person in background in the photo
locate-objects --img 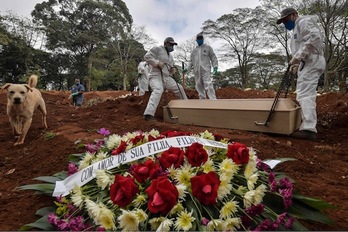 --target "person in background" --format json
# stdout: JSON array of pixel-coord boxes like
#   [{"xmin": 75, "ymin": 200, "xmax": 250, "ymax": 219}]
[
  {"xmin": 70, "ymin": 78, "xmax": 85, "ymax": 107},
  {"xmin": 277, "ymin": 7, "xmax": 326, "ymax": 140},
  {"xmin": 186, "ymin": 32, "xmax": 218, "ymax": 100},
  {"xmin": 143, "ymin": 37, "xmax": 188, "ymax": 121},
  {"xmin": 137, "ymin": 59, "xmax": 150, "ymax": 96}
]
